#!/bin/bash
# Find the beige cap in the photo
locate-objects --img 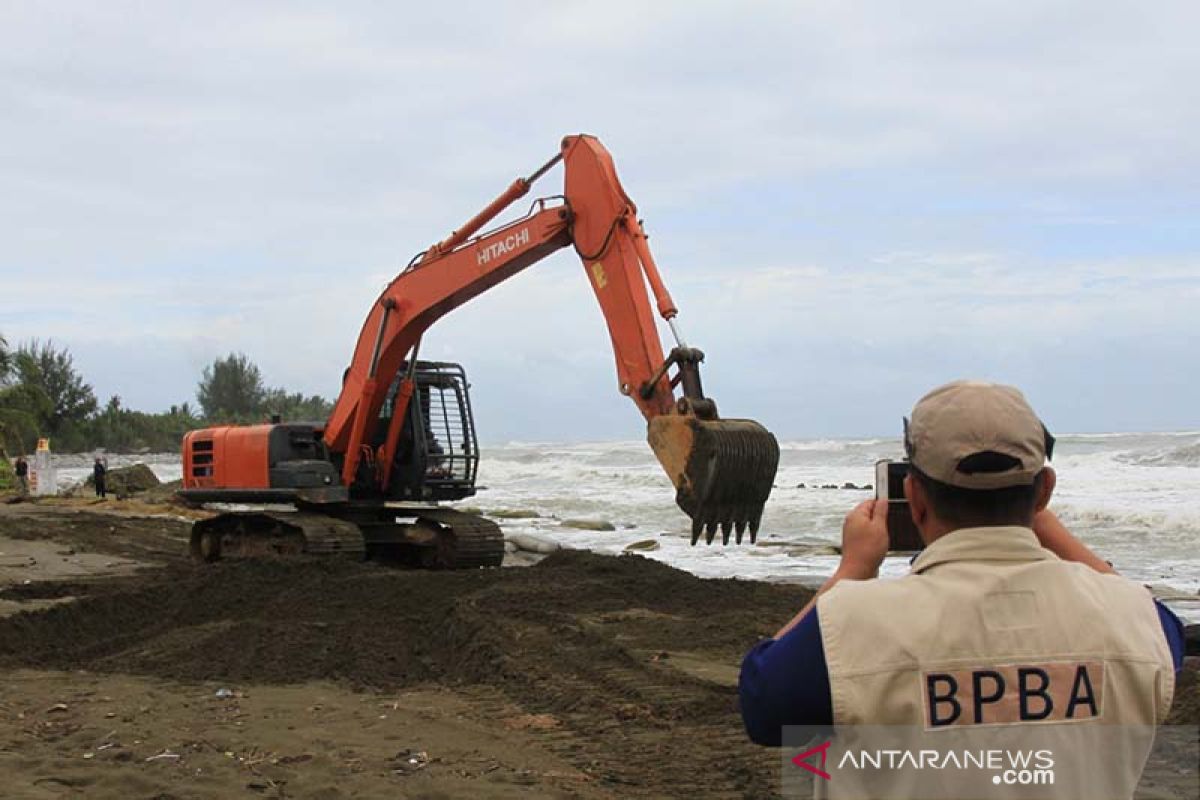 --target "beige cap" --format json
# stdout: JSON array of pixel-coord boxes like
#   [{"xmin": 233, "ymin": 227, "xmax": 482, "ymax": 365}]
[{"xmin": 905, "ymin": 380, "xmax": 1053, "ymax": 489}]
